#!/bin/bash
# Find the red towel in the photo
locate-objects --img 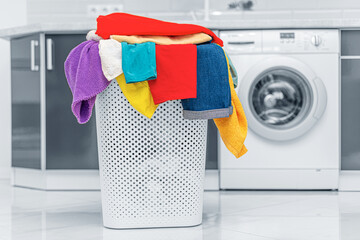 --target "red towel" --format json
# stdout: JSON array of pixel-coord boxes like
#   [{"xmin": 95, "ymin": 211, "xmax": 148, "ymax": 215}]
[
  {"xmin": 96, "ymin": 13, "xmax": 223, "ymax": 46},
  {"xmin": 148, "ymin": 44, "xmax": 197, "ymax": 105}
]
